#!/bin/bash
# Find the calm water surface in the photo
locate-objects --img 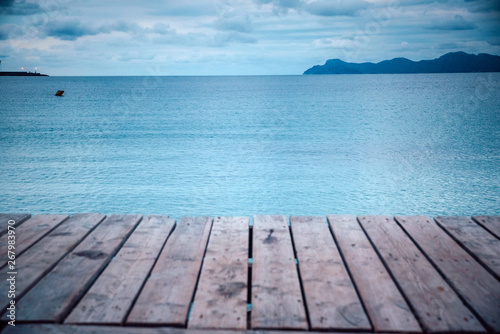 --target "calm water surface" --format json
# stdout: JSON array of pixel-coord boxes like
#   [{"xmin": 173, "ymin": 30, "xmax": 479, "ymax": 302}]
[{"xmin": 1, "ymin": 74, "xmax": 499, "ymax": 218}]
